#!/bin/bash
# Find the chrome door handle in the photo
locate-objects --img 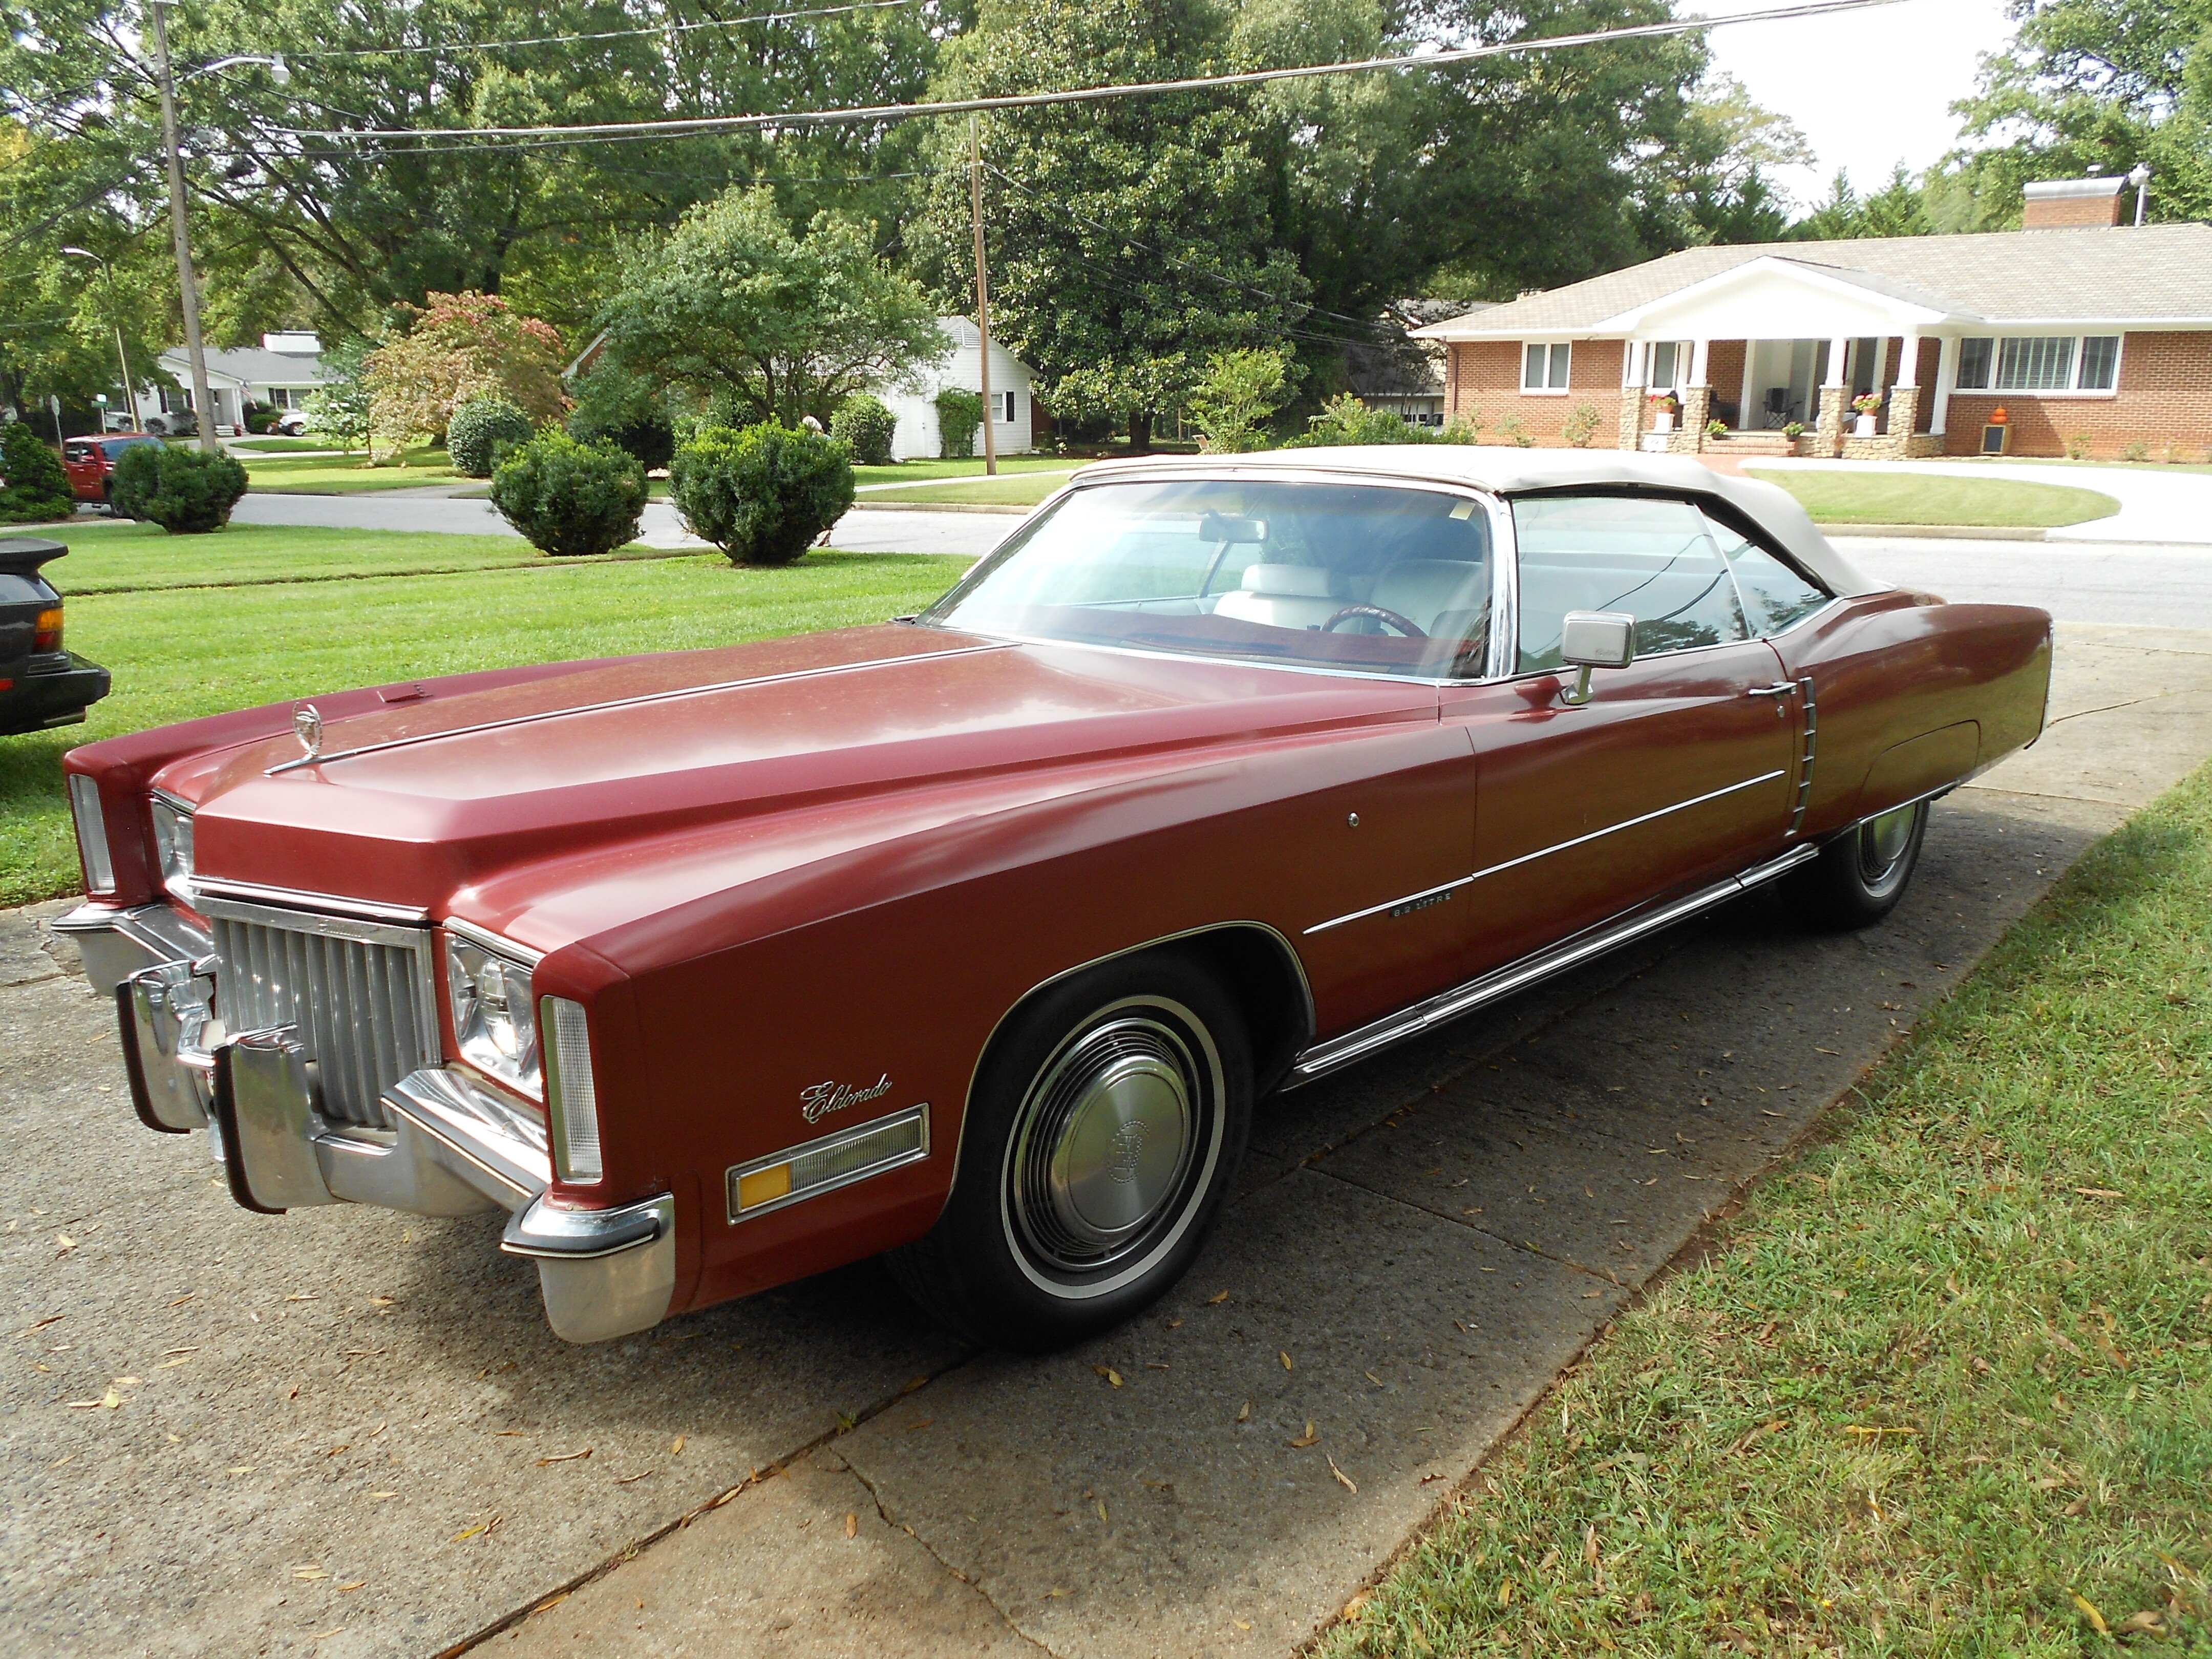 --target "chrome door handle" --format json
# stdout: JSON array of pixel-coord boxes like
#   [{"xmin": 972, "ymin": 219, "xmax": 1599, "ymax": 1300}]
[{"xmin": 1746, "ymin": 682, "xmax": 1798, "ymax": 698}]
